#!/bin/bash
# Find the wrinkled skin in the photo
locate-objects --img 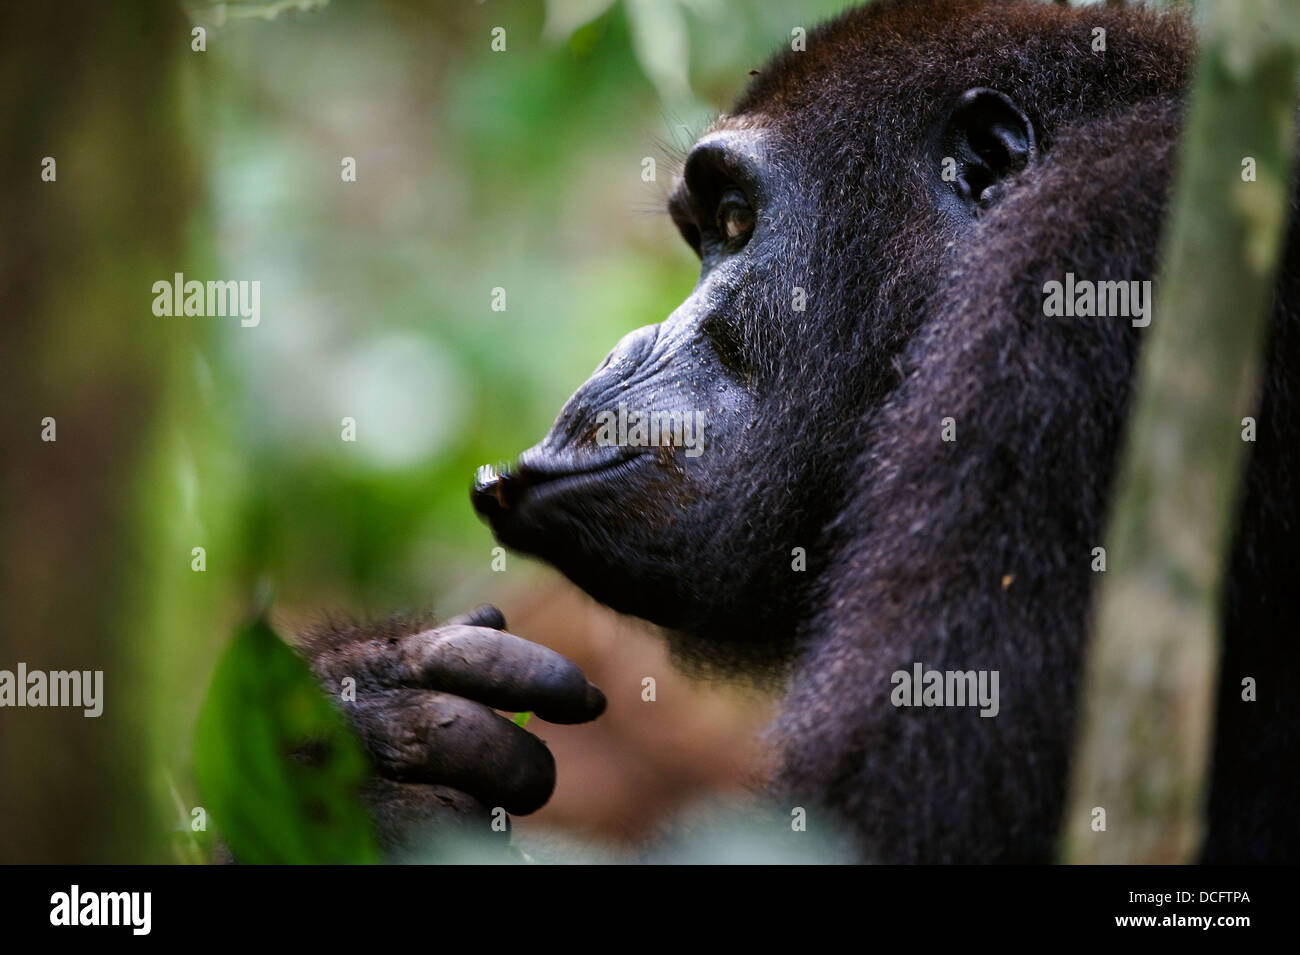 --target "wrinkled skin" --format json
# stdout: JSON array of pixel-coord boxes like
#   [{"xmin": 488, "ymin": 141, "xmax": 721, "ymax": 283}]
[{"xmin": 301, "ymin": 605, "xmax": 604, "ymax": 856}]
